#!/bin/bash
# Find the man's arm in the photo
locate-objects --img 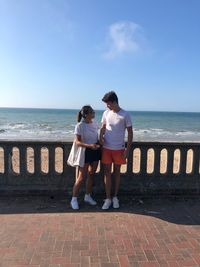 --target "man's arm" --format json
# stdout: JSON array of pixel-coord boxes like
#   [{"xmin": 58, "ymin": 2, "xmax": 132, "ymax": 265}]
[
  {"xmin": 125, "ymin": 126, "xmax": 133, "ymax": 158},
  {"xmin": 99, "ymin": 124, "xmax": 106, "ymax": 145}
]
